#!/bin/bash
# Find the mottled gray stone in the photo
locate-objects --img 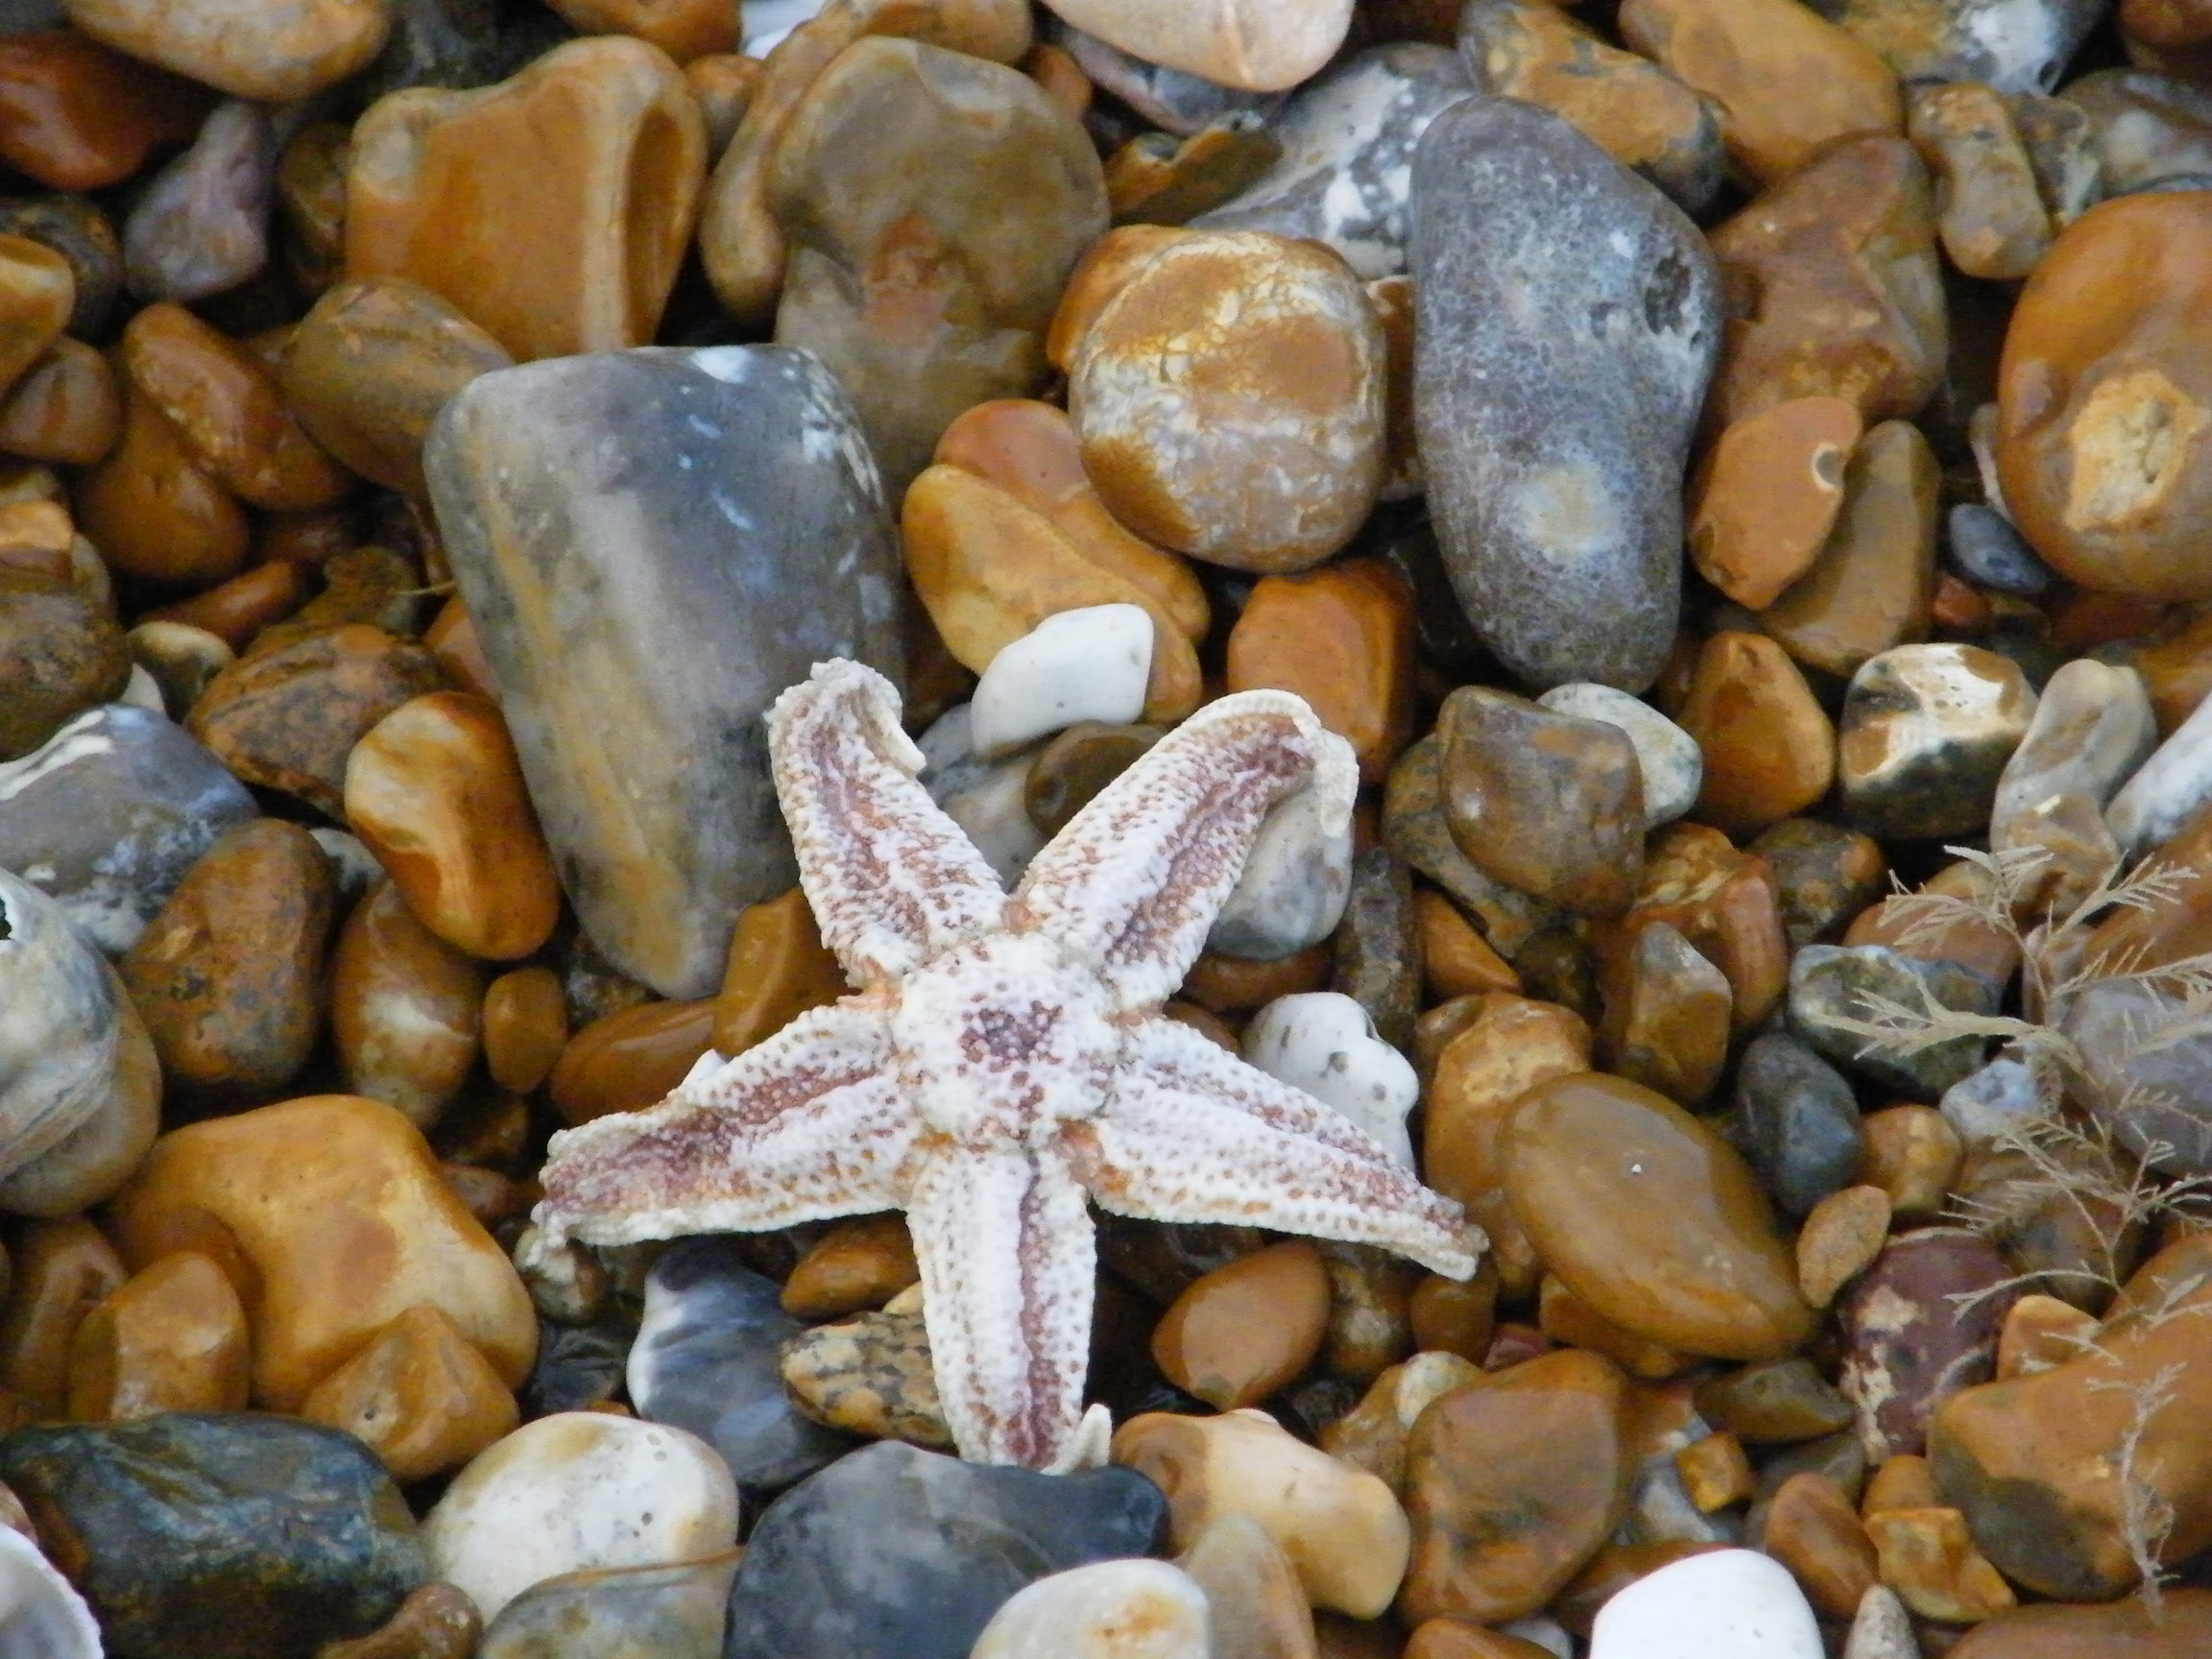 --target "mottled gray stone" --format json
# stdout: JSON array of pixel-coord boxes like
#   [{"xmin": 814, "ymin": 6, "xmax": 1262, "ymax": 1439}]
[
  {"xmin": 123, "ymin": 101, "xmax": 274, "ymax": 303},
  {"xmin": 1938, "ymin": 1051, "xmax": 2056, "ymax": 1144},
  {"xmin": 2058, "ymin": 70, "xmax": 2212, "ymax": 192},
  {"xmin": 2065, "ymin": 978, "xmax": 2212, "ymax": 1176},
  {"xmin": 1410, "ymin": 97, "xmax": 1719, "ymax": 692},
  {"xmin": 1190, "ymin": 44, "xmax": 1472, "ymax": 278},
  {"xmin": 425, "ymin": 345, "xmax": 904, "ymax": 999},
  {"xmin": 627, "ymin": 1238, "xmax": 852, "ymax": 1493},
  {"xmin": 354, "ymin": 0, "xmax": 503, "ymax": 104},
  {"xmin": 1813, "ymin": 0, "xmax": 2106, "ymax": 91},
  {"xmin": 1789, "ymin": 944, "xmax": 2001, "ymax": 1098},
  {"xmin": 1331, "ymin": 846, "xmax": 1420, "ymax": 1053},
  {"xmin": 0, "ymin": 703, "xmax": 255, "ymax": 954},
  {"xmin": 1053, "ymin": 22, "xmax": 1282, "ymax": 135},
  {"xmin": 1725, "ymin": 1034, "xmax": 1864, "ymax": 1220},
  {"xmin": 724, "ymin": 1440, "xmax": 1168, "ymax": 1659},
  {"xmin": 1991, "ymin": 659, "xmax": 2154, "ymax": 856},
  {"xmin": 482, "ymin": 1552, "xmax": 741, "ymax": 1659}
]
